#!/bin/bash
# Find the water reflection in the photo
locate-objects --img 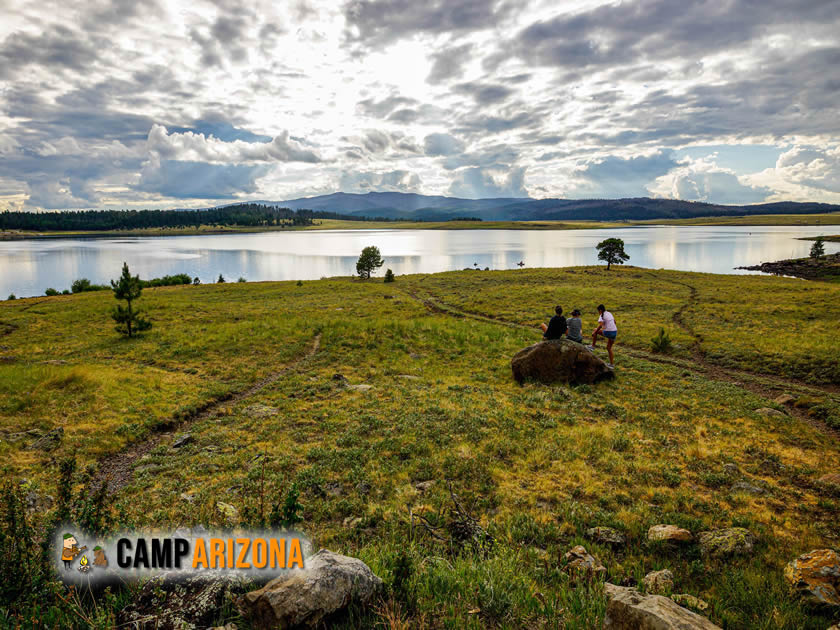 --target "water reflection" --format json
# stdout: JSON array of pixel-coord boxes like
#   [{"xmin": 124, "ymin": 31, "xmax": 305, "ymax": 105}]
[{"xmin": 0, "ymin": 225, "xmax": 838, "ymax": 297}]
